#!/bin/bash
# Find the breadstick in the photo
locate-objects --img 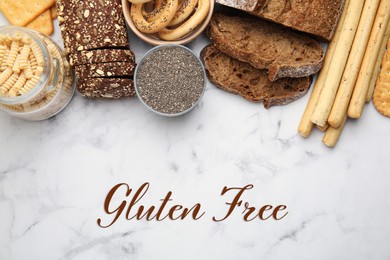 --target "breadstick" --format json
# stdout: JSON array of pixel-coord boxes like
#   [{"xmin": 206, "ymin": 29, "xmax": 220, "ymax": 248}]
[
  {"xmin": 322, "ymin": 116, "xmax": 347, "ymax": 148},
  {"xmin": 298, "ymin": 0, "xmax": 351, "ymax": 137},
  {"xmin": 328, "ymin": 0, "xmax": 381, "ymax": 128},
  {"xmin": 317, "ymin": 123, "xmax": 329, "ymax": 132},
  {"xmin": 311, "ymin": 0, "xmax": 364, "ymax": 127},
  {"xmin": 348, "ymin": 0, "xmax": 390, "ymax": 118},
  {"xmin": 366, "ymin": 23, "xmax": 390, "ymax": 102}
]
